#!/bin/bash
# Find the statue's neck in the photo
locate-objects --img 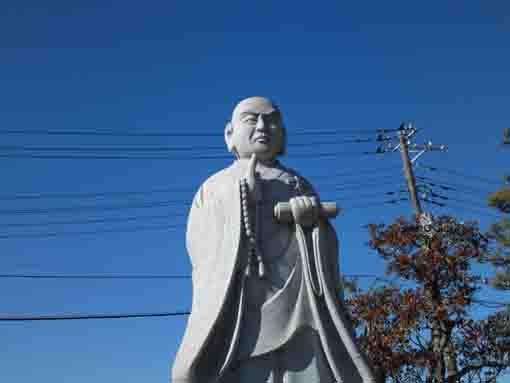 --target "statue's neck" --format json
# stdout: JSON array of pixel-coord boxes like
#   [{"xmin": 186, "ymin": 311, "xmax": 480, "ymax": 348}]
[{"xmin": 235, "ymin": 157, "xmax": 280, "ymax": 170}]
